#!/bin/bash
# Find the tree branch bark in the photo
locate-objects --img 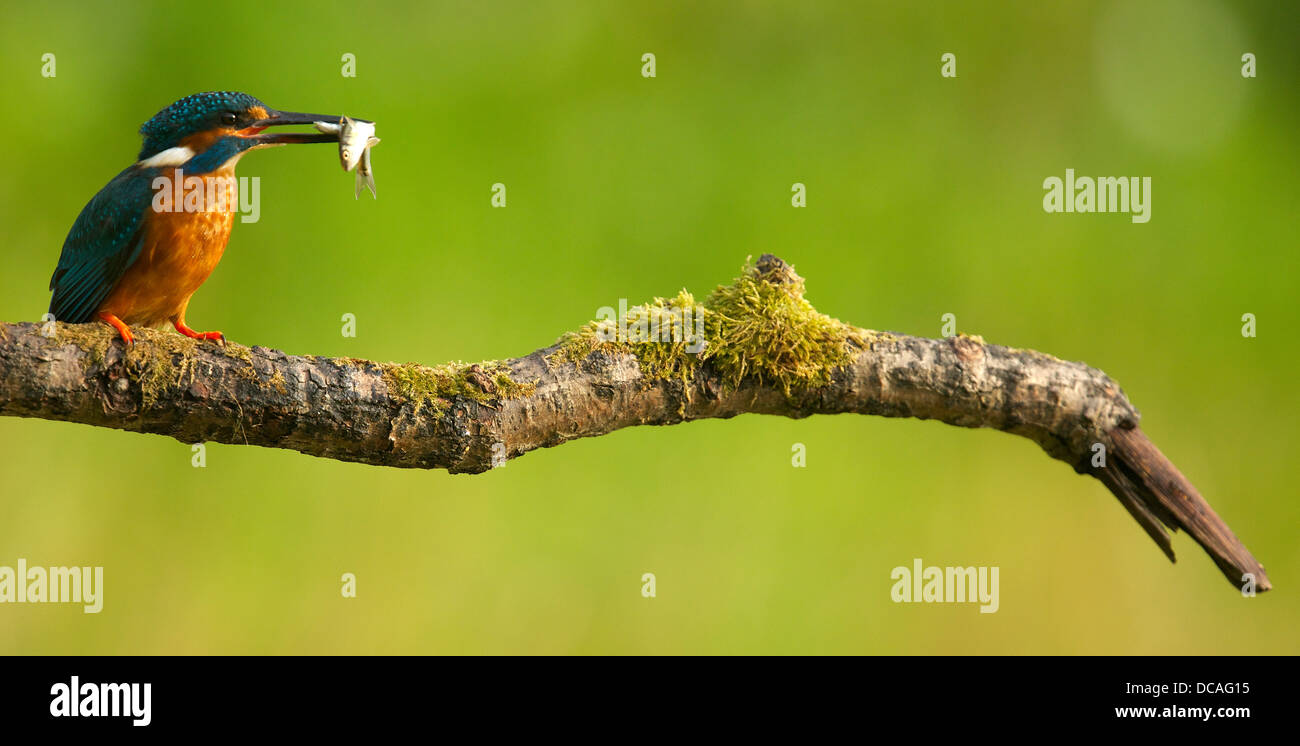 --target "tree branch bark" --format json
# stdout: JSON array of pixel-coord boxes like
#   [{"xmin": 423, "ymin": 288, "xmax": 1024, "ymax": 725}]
[{"xmin": 0, "ymin": 255, "xmax": 1269, "ymax": 593}]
